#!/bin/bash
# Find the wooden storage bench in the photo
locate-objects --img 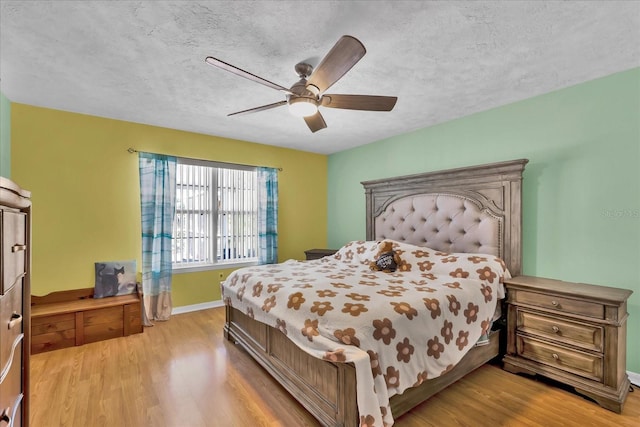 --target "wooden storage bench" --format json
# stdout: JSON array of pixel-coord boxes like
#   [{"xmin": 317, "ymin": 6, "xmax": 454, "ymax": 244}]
[{"xmin": 31, "ymin": 287, "xmax": 143, "ymax": 354}]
